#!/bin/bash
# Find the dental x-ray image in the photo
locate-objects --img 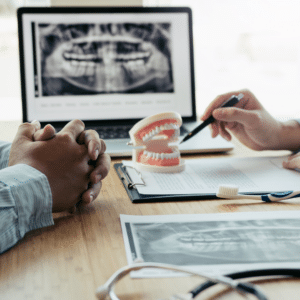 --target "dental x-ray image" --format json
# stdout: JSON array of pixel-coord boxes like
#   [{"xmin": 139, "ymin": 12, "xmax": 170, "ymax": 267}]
[
  {"xmin": 36, "ymin": 22, "xmax": 173, "ymax": 96},
  {"xmin": 125, "ymin": 218, "xmax": 300, "ymax": 266}
]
